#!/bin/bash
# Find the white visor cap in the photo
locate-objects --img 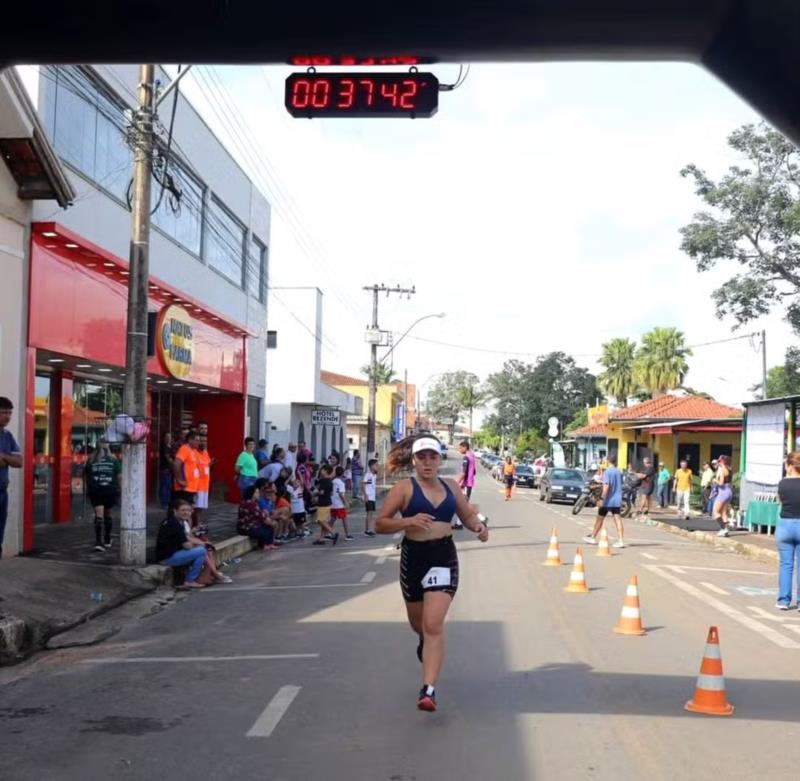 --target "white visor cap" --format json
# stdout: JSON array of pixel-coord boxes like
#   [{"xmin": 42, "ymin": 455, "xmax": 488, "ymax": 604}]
[{"xmin": 412, "ymin": 437, "xmax": 441, "ymax": 456}]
